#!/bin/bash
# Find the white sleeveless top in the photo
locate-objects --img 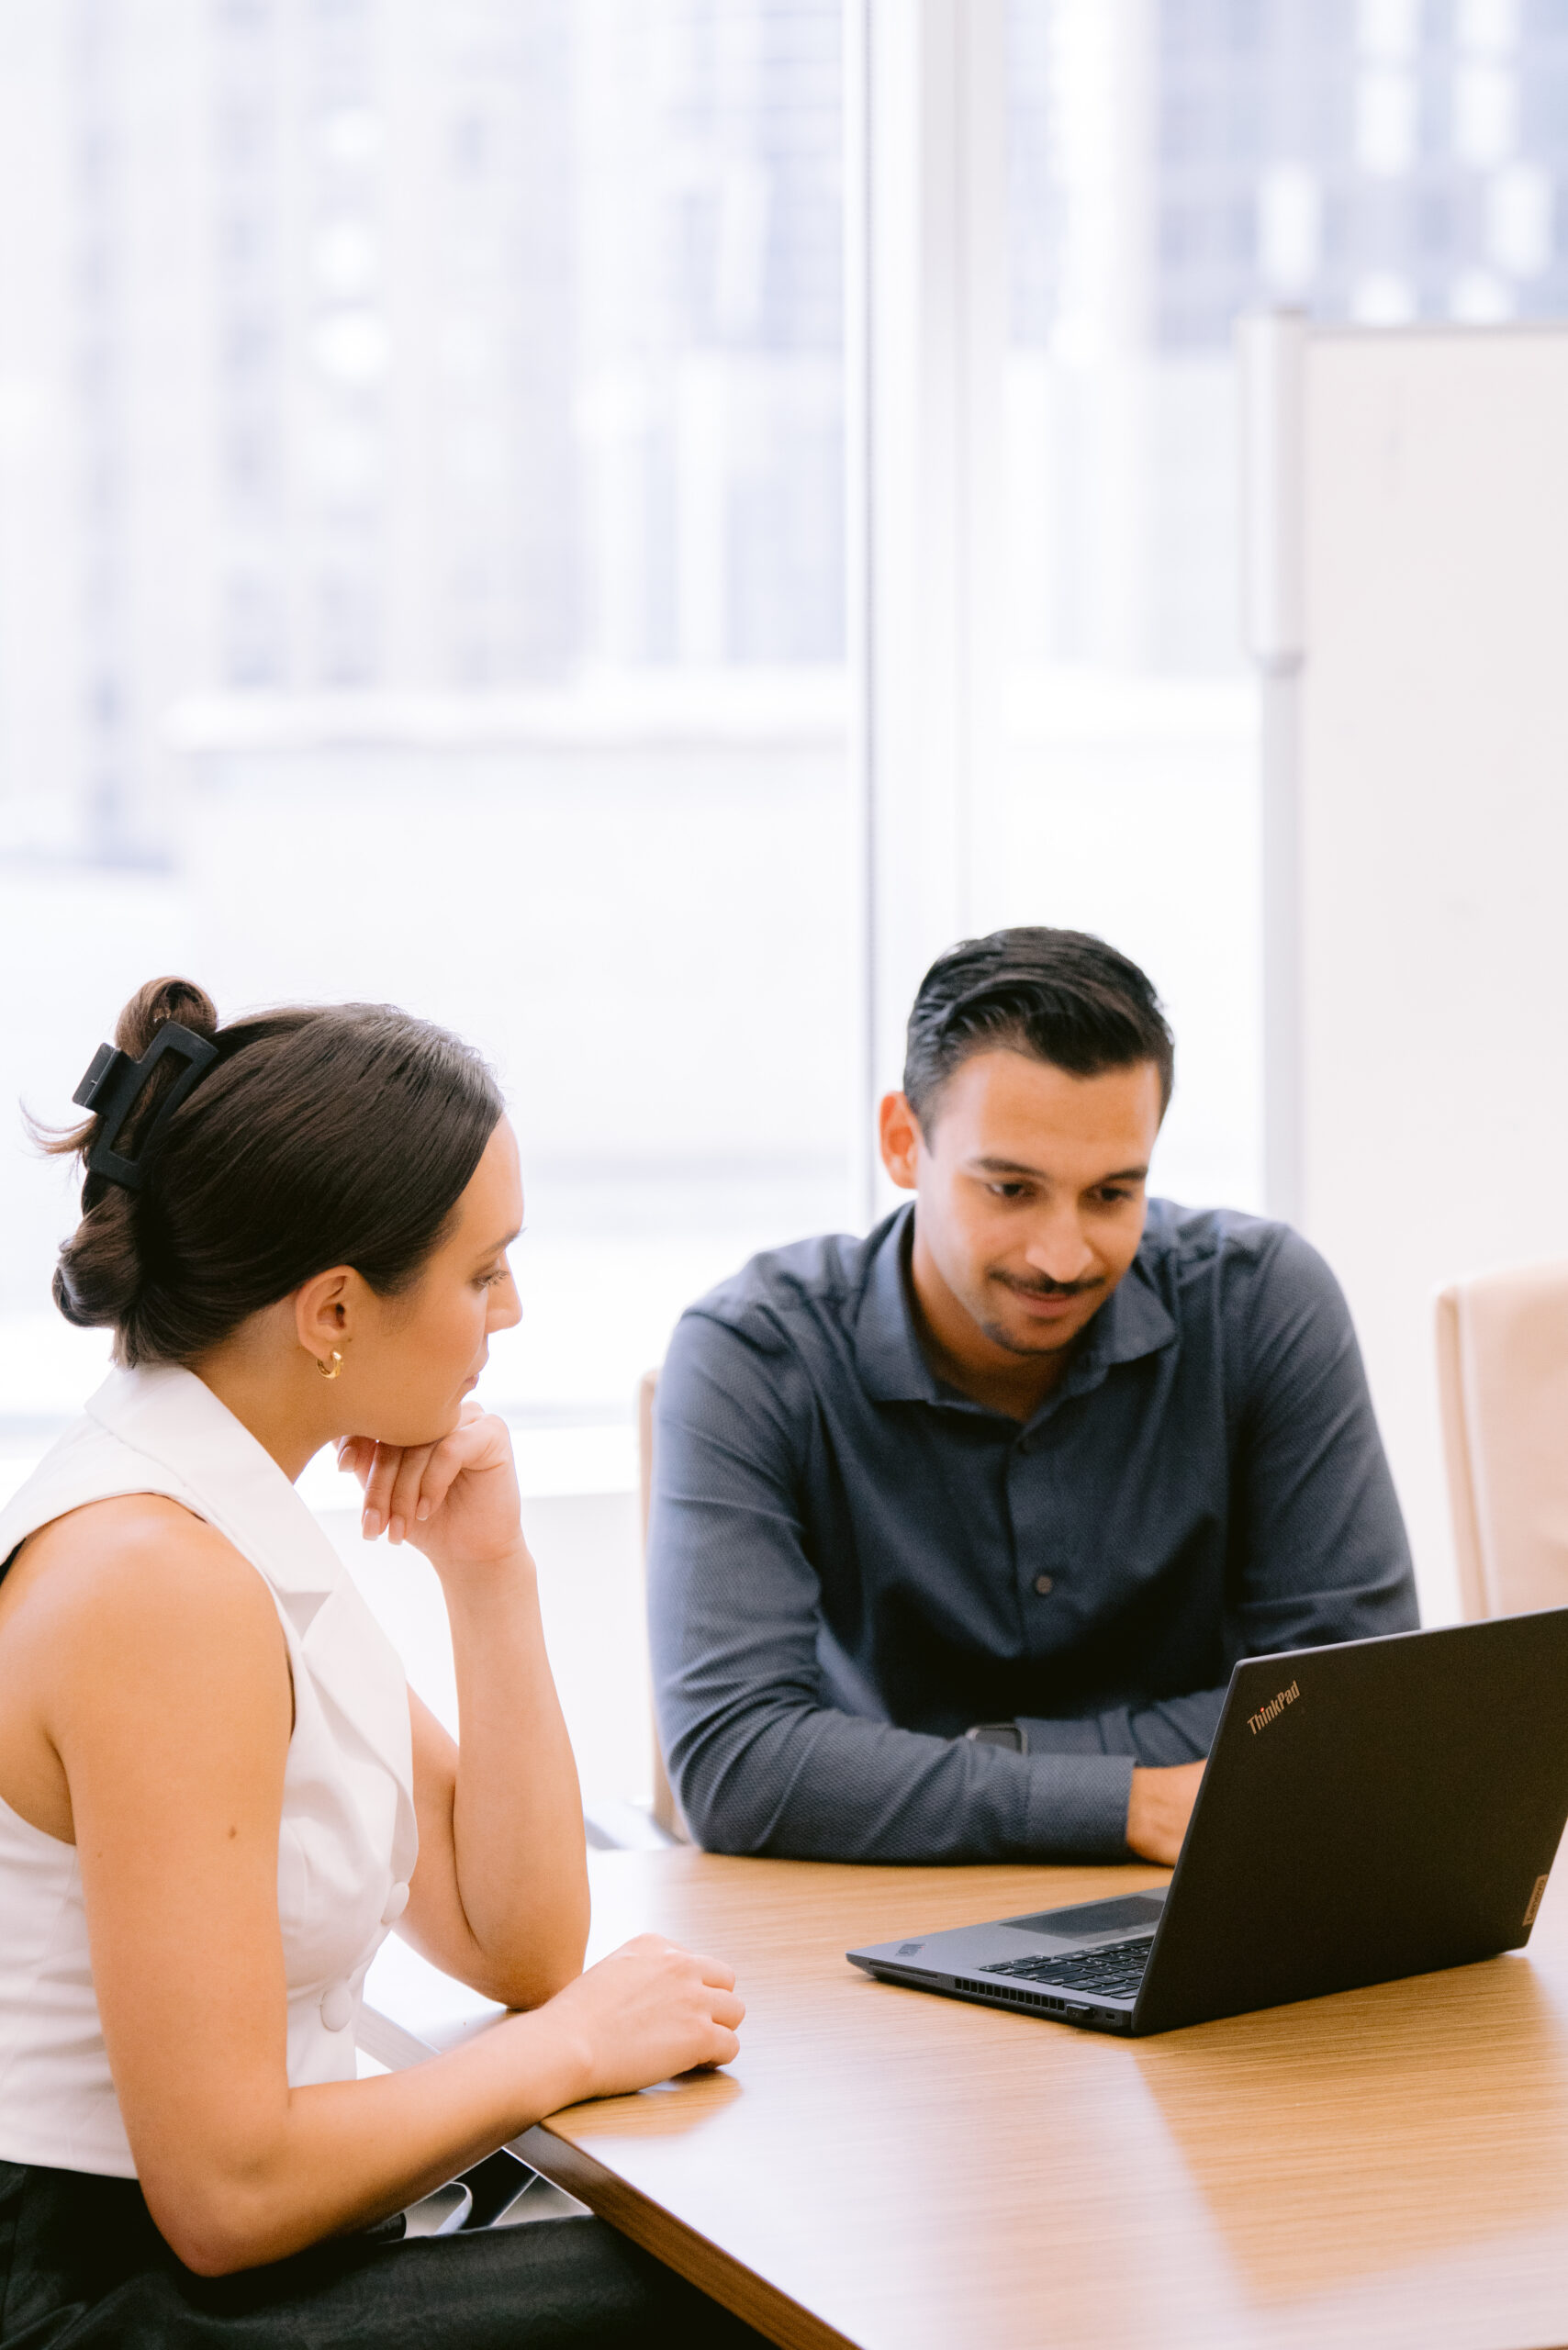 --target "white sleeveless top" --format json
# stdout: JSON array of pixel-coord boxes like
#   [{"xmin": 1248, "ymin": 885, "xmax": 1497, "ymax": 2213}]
[{"xmin": 0, "ymin": 1364, "xmax": 419, "ymax": 2177}]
